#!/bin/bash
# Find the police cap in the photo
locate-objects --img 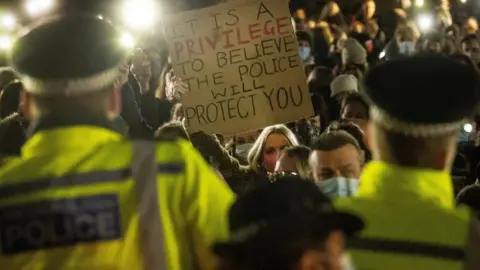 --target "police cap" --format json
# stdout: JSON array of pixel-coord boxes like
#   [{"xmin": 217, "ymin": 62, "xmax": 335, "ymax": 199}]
[
  {"xmin": 11, "ymin": 15, "xmax": 129, "ymax": 95},
  {"xmin": 364, "ymin": 53, "xmax": 480, "ymax": 137}
]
